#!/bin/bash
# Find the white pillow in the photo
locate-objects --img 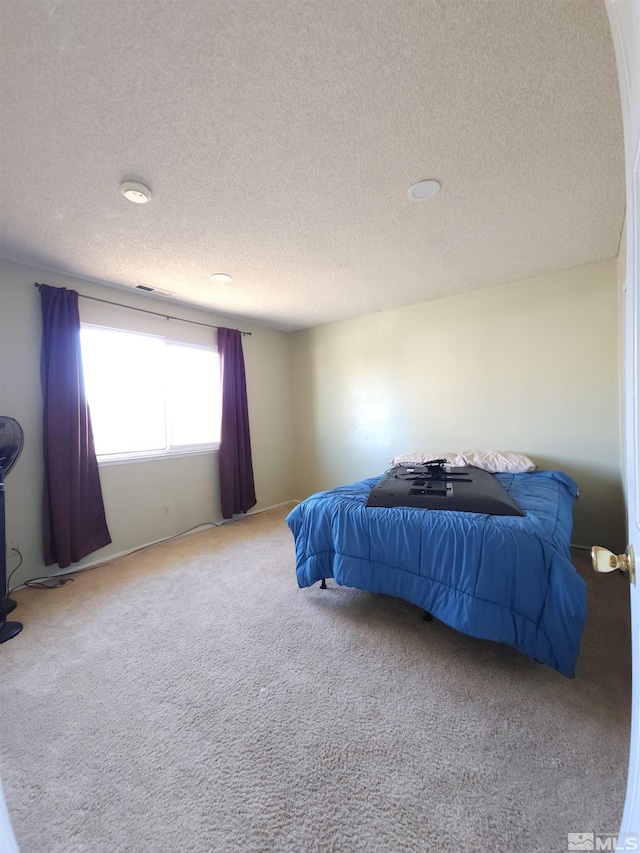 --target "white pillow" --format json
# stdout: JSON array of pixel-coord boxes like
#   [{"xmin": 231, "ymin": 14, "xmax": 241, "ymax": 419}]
[
  {"xmin": 457, "ymin": 450, "xmax": 536, "ymax": 473},
  {"xmin": 389, "ymin": 450, "xmax": 536, "ymax": 473},
  {"xmin": 389, "ymin": 451, "xmax": 460, "ymax": 467}
]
